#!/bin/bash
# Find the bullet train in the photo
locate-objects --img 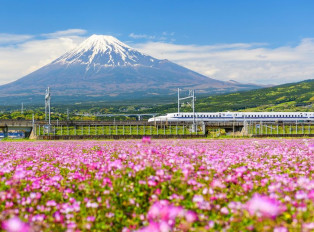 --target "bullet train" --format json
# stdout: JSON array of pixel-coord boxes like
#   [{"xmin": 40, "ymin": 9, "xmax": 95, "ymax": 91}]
[{"xmin": 148, "ymin": 112, "xmax": 314, "ymax": 122}]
